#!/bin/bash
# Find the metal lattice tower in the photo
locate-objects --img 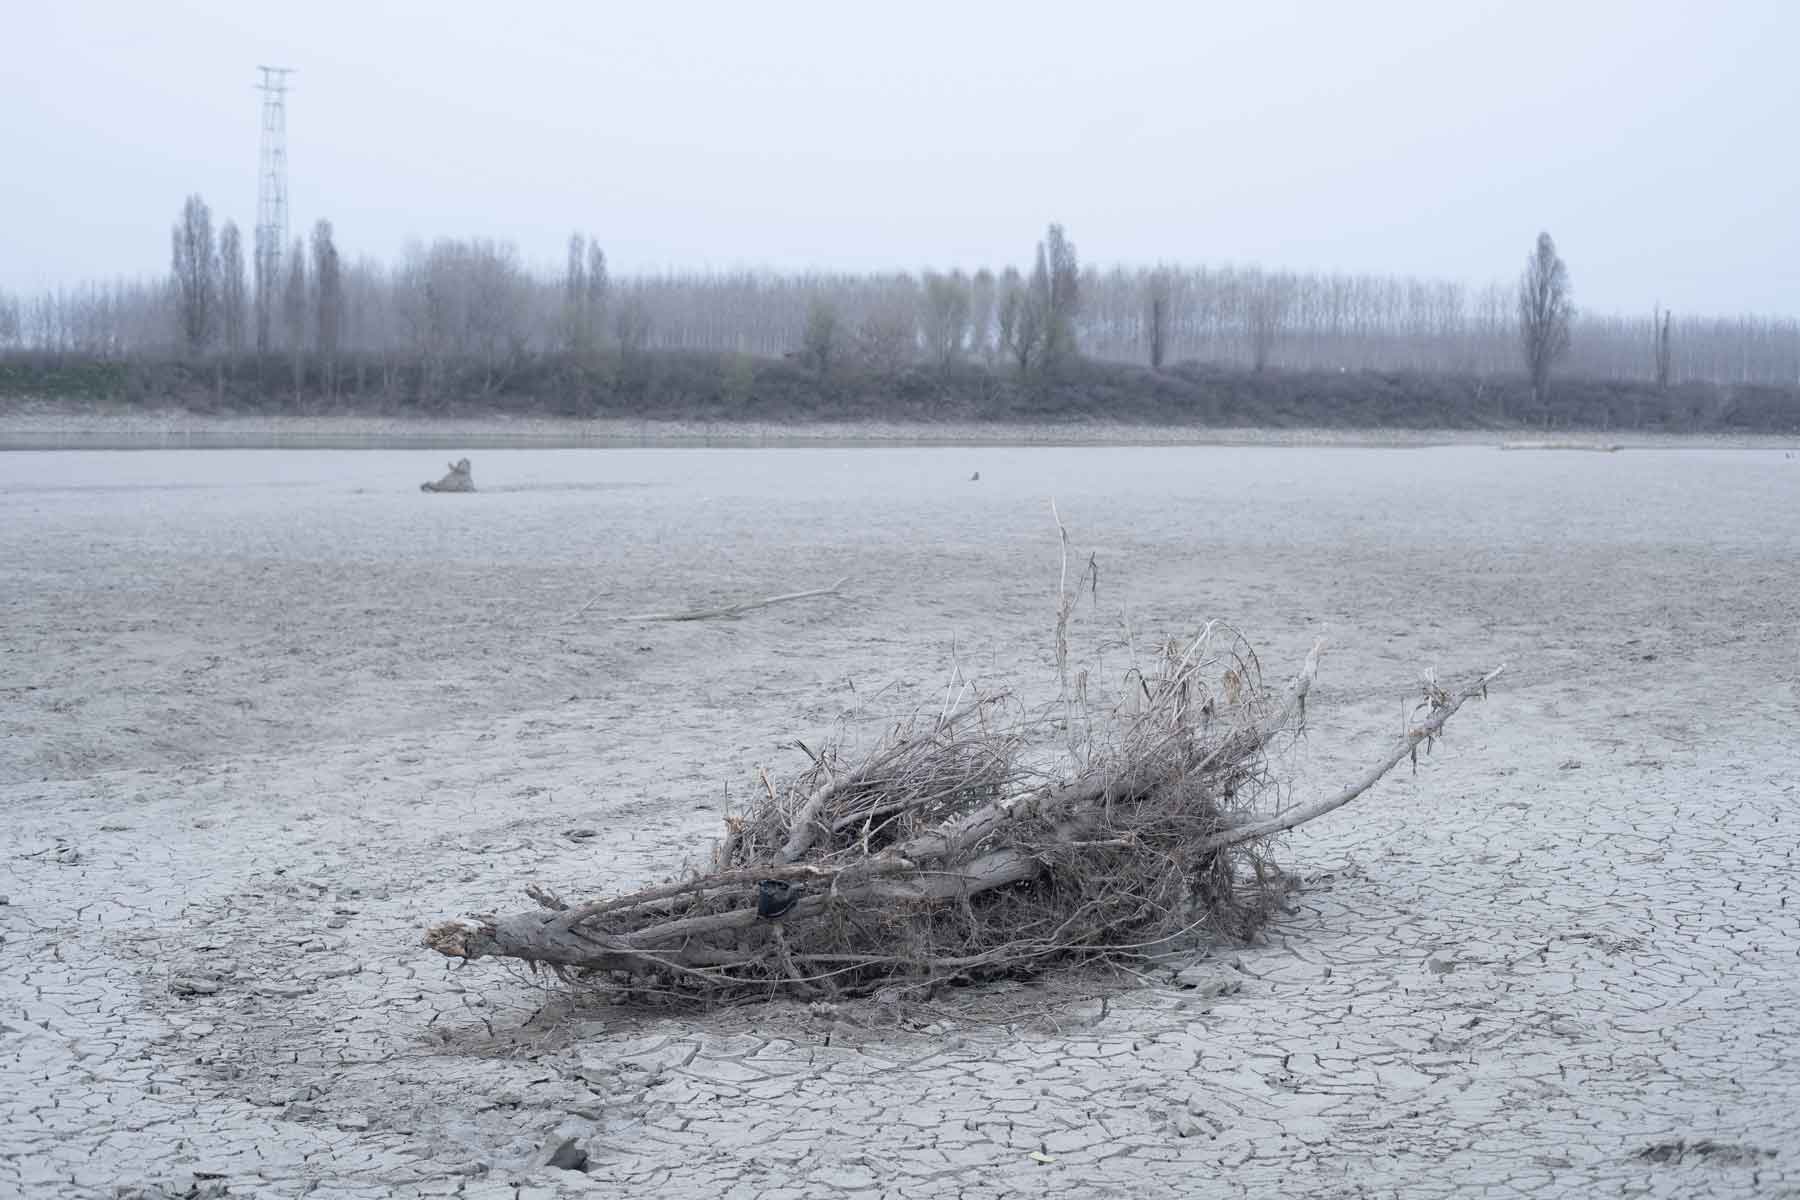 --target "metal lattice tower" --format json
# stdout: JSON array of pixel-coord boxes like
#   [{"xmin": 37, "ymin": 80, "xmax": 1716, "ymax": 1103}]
[{"xmin": 254, "ymin": 66, "xmax": 294, "ymax": 282}]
